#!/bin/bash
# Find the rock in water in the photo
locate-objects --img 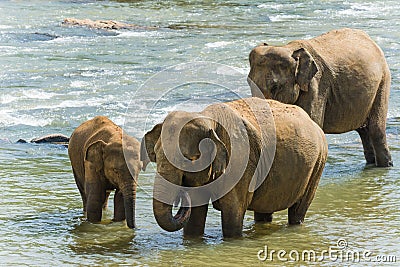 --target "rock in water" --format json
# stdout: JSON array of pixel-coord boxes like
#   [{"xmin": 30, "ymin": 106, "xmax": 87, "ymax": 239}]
[
  {"xmin": 62, "ymin": 18, "xmax": 157, "ymax": 30},
  {"xmin": 30, "ymin": 134, "xmax": 70, "ymax": 145}
]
